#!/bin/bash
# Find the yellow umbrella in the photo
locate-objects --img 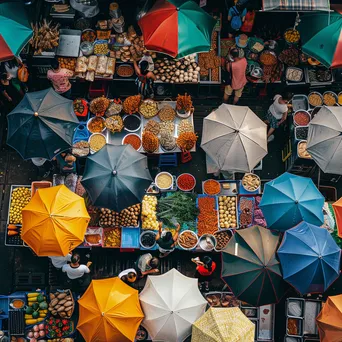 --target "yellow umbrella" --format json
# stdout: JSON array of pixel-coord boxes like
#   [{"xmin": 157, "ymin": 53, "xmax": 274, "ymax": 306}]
[
  {"xmin": 77, "ymin": 278, "xmax": 144, "ymax": 342},
  {"xmin": 22, "ymin": 185, "xmax": 89, "ymax": 256},
  {"xmin": 192, "ymin": 307, "xmax": 255, "ymax": 342}
]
